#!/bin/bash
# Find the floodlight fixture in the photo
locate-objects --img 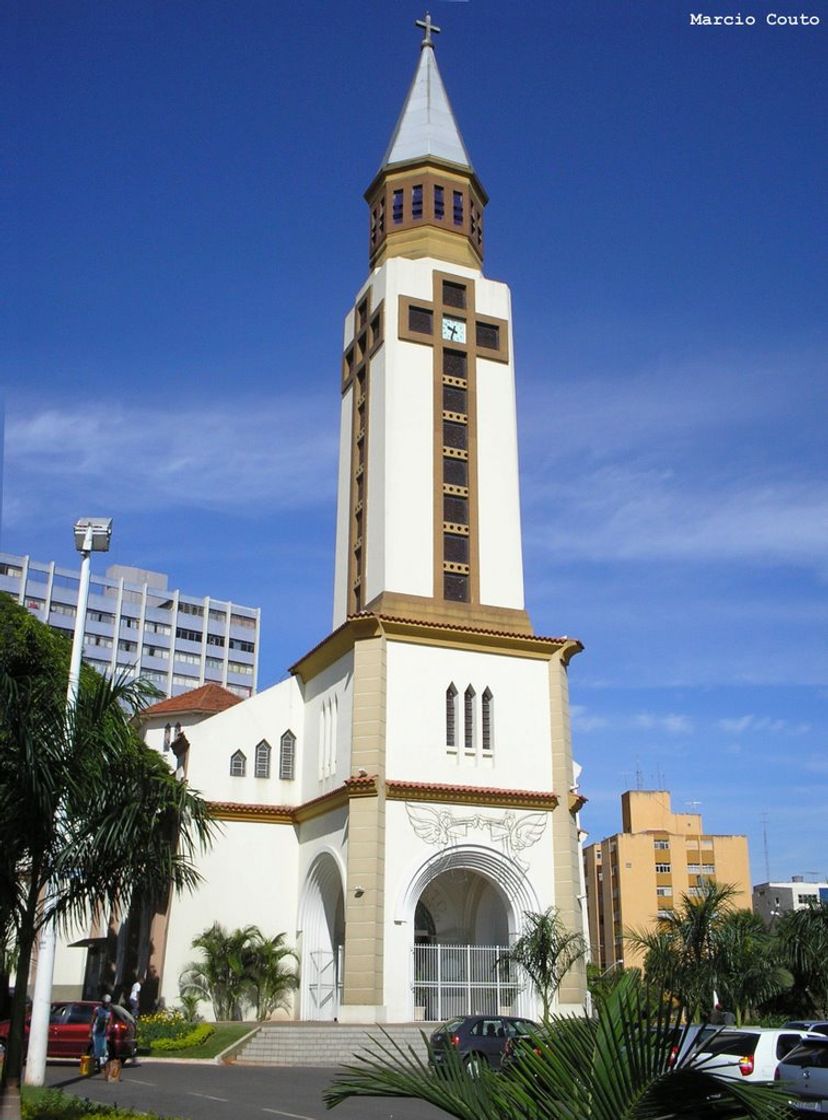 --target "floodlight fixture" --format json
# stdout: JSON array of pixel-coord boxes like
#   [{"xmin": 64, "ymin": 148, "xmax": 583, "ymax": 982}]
[{"xmin": 73, "ymin": 517, "xmax": 113, "ymax": 553}]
